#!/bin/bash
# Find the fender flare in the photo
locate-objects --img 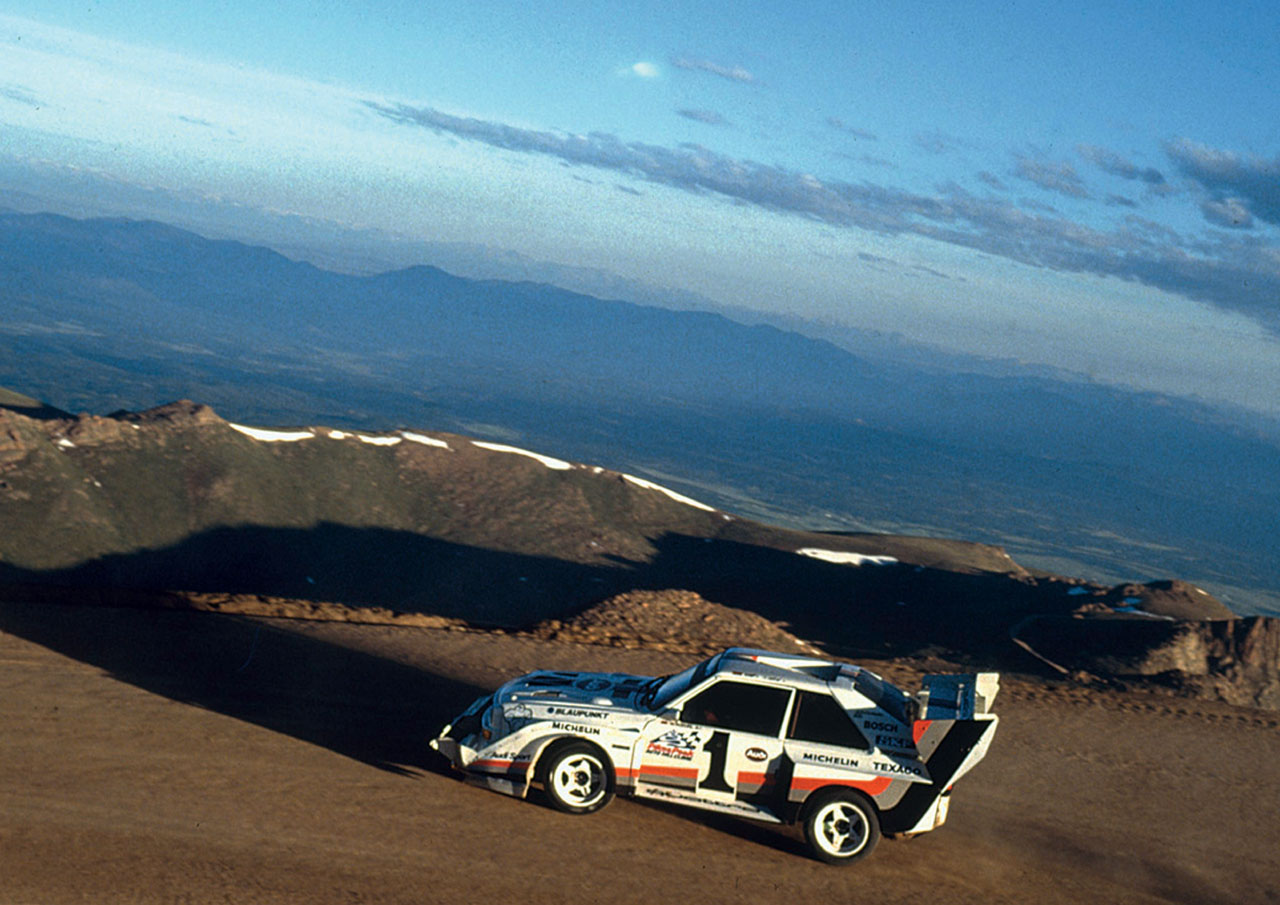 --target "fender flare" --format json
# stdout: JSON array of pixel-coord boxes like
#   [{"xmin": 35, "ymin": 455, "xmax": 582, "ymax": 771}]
[{"xmin": 522, "ymin": 733, "xmax": 618, "ymax": 797}]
